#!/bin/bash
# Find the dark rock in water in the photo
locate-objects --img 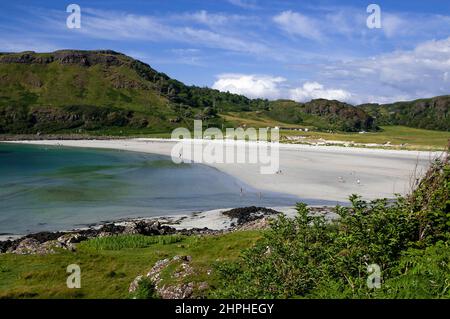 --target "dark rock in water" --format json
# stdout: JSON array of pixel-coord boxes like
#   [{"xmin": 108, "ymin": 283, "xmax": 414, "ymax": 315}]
[
  {"xmin": 77, "ymin": 228, "xmax": 101, "ymax": 238},
  {"xmin": 135, "ymin": 221, "xmax": 176, "ymax": 236},
  {"xmin": 25, "ymin": 231, "xmax": 66, "ymax": 243},
  {"xmin": 222, "ymin": 206, "xmax": 281, "ymax": 225},
  {"xmin": 98, "ymin": 223, "xmax": 126, "ymax": 235},
  {"xmin": 123, "ymin": 221, "xmax": 176, "ymax": 236}
]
